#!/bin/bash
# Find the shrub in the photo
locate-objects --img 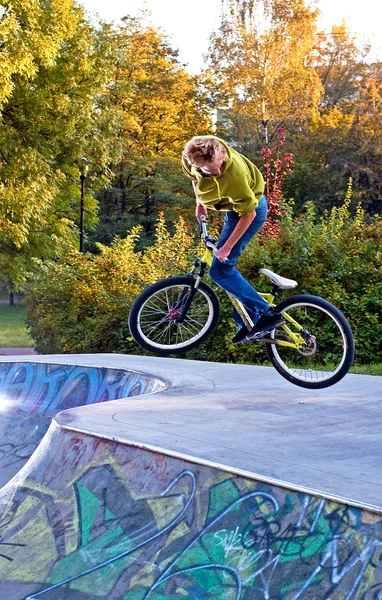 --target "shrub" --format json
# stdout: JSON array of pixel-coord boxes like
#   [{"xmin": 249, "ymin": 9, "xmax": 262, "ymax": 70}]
[
  {"xmin": 238, "ymin": 199, "xmax": 382, "ymax": 364},
  {"xmin": 26, "ymin": 214, "xmax": 196, "ymax": 354},
  {"xmin": 26, "ymin": 204, "xmax": 382, "ymax": 365}
]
